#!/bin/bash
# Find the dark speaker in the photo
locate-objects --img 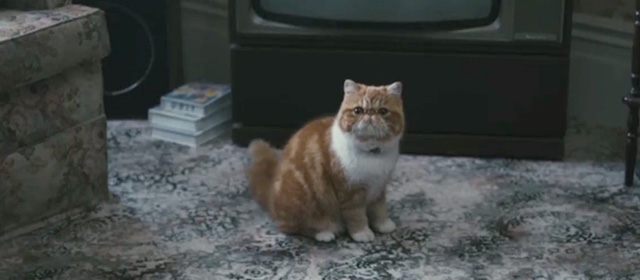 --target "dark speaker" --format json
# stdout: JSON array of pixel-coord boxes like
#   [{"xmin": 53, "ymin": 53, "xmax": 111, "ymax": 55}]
[{"xmin": 75, "ymin": 0, "xmax": 184, "ymax": 119}]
